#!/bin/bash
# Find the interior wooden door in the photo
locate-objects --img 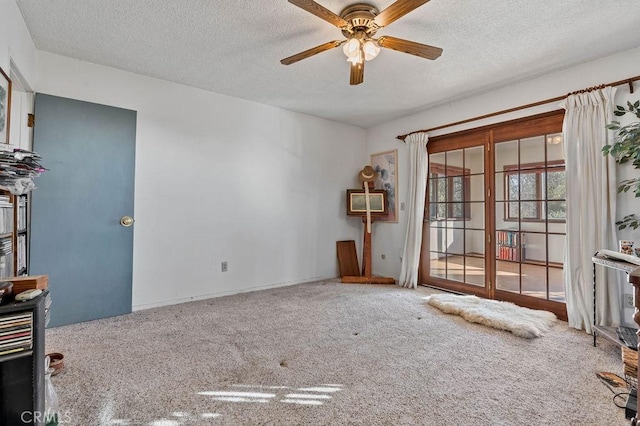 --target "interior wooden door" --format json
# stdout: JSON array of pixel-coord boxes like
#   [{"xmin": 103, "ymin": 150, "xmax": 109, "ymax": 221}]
[{"xmin": 30, "ymin": 94, "xmax": 136, "ymax": 327}]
